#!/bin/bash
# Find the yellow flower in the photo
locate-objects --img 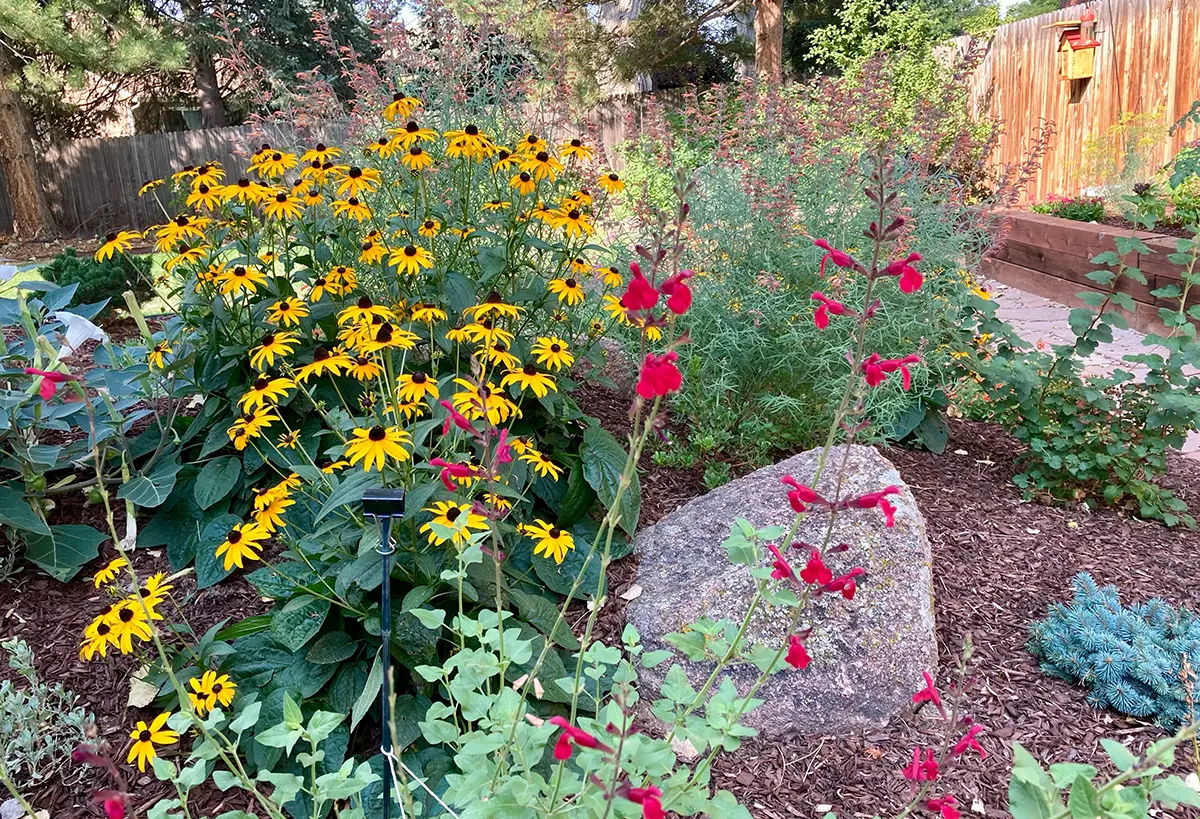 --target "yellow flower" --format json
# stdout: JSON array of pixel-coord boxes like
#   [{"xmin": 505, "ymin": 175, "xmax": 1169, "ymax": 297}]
[
  {"xmin": 148, "ymin": 340, "xmax": 172, "ymax": 370},
  {"xmin": 464, "ymin": 293, "xmax": 523, "ymax": 321},
  {"xmin": 401, "ymin": 146, "xmax": 434, "ymax": 171},
  {"xmin": 344, "ymin": 426, "xmax": 412, "ymax": 471},
  {"xmin": 294, "ymin": 347, "xmax": 351, "ymax": 382},
  {"xmin": 366, "ymin": 134, "xmax": 403, "ymax": 159},
  {"xmin": 480, "ymin": 340, "xmax": 521, "ymax": 370},
  {"xmin": 410, "ymin": 302, "xmax": 447, "ymax": 322},
  {"xmin": 215, "ymin": 522, "xmax": 269, "ymax": 570},
  {"xmin": 138, "ymin": 178, "xmax": 165, "ymax": 196},
  {"xmin": 239, "ymin": 376, "xmax": 295, "ymax": 412},
  {"xmin": 336, "ymin": 166, "xmax": 382, "ymax": 198},
  {"xmin": 251, "ymin": 150, "xmax": 298, "ymax": 179},
  {"xmin": 491, "ymin": 148, "xmax": 517, "ymax": 171},
  {"xmin": 267, "ymin": 298, "xmax": 309, "ymax": 327},
  {"xmin": 109, "ymin": 599, "xmax": 154, "ymax": 653},
  {"xmin": 418, "ymin": 218, "xmax": 441, "ymax": 238},
  {"xmin": 482, "ymin": 492, "xmax": 512, "ymax": 512},
  {"xmin": 567, "ymin": 189, "xmax": 594, "ymax": 207},
  {"xmin": 327, "ymin": 264, "xmax": 358, "ymax": 294},
  {"xmin": 598, "ymin": 171, "xmax": 625, "ymax": 194},
  {"xmin": 80, "ymin": 615, "xmax": 117, "ymax": 661},
  {"xmin": 390, "ymin": 244, "xmax": 433, "ymax": 276},
  {"xmin": 164, "ymin": 244, "xmax": 208, "ymax": 272},
  {"xmin": 339, "ymin": 296, "xmax": 395, "ymax": 326},
  {"xmin": 95, "ymin": 230, "xmax": 142, "ymax": 262},
  {"xmin": 550, "ymin": 207, "xmax": 594, "ymax": 237},
  {"xmin": 482, "ymin": 199, "xmax": 510, "ymax": 212},
  {"xmin": 250, "ymin": 332, "xmax": 300, "ymax": 371},
  {"xmin": 391, "ymin": 120, "xmax": 438, "ymax": 147},
  {"xmin": 560, "ymin": 138, "xmax": 593, "ymax": 161},
  {"xmin": 521, "ymin": 449, "xmax": 564, "ymax": 479},
  {"xmin": 263, "ymin": 191, "xmax": 304, "ymax": 220},
  {"xmin": 383, "ymin": 93, "xmax": 422, "ymax": 121},
  {"xmin": 462, "ymin": 319, "xmax": 514, "ymax": 347},
  {"xmin": 518, "ymin": 150, "xmax": 563, "ymax": 182},
  {"xmin": 141, "ymin": 572, "xmax": 174, "ymax": 603},
  {"xmin": 221, "ymin": 177, "xmax": 273, "ymax": 205},
  {"xmin": 188, "ymin": 670, "xmax": 237, "ymax": 715},
  {"xmin": 357, "ymin": 322, "xmax": 418, "ymax": 354},
  {"xmin": 569, "ymin": 257, "xmax": 592, "ymax": 276},
  {"xmin": 127, "ymin": 713, "xmax": 180, "ymax": 772},
  {"xmin": 348, "ymin": 356, "xmax": 384, "ymax": 380},
  {"xmin": 451, "ymin": 378, "xmax": 520, "ymax": 424},
  {"xmin": 218, "ymin": 264, "xmax": 268, "ymax": 296},
  {"xmin": 93, "ymin": 556, "xmax": 128, "ymax": 588},
  {"xmin": 532, "ymin": 337, "xmax": 574, "ymax": 371},
  {"xmin": 522, "ymin": 519, "xmax": 575, "ymax": 564},
  {"xmin": 419, "ymin": 501, "xmax": 489, "ymax": 546},
  {"xmin": 333, "ymin": 197, "xmax": 372, "ymax": 221},
  {"xmin": 192, "ymin": 163, "xmax": 225, "ymax": 186},
  {"xmin": 501, "ymin": 364, "xmax": 557, "ymax": 398},
  {"xmin": 509, "ymin": 171, "xmax": 536, "ymax": 196},
  {"xmin": 186, "ymin": 183, "xmax": 222, "ymax": 210},
  {"xmin": 548, "ymin": 278, "xmax": 586, "ymax": 306},
  {"xmin": 396, "ymin": 371, "xmax": 439, "ymax": 404},
  {"xmin": 360, "ymin": 239, "xmax": 387, "ymax": 265},
  {"xmin": 598, "ymin": 266, "xmax": 624, "ymax": 288},
  {"xmin": 444, "ymin": 124, "xmax": 496, "ymax": 160},
  {"xmin": 516, "ymin": 133, "xmax": 547, "ymax": 154},
  {"xmin": 302, "ymin": 189, "xmax": 323, "ymax": 207},
  {"xmin": 254, "ymin": 493, "xmax": 294, "ymax": 532},
  {"xmin": 301, "ymin": 143, "xmax": 341, "ymax": 164}
]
